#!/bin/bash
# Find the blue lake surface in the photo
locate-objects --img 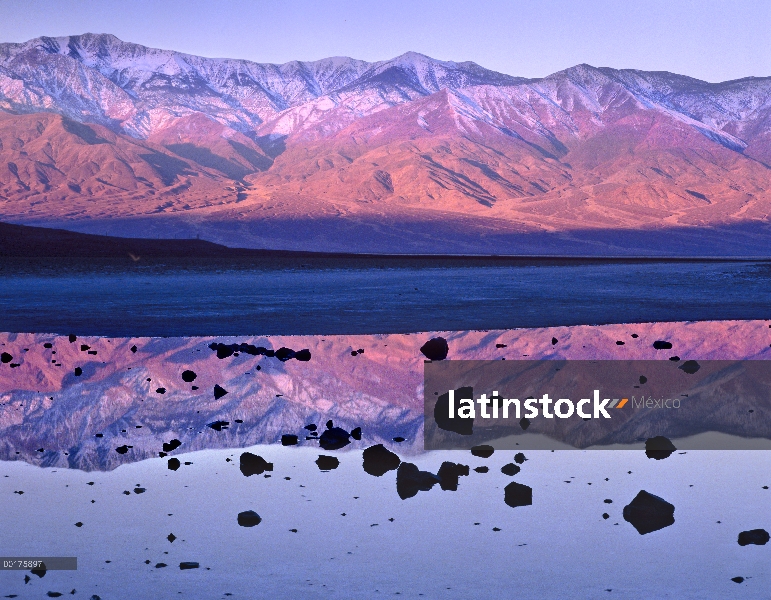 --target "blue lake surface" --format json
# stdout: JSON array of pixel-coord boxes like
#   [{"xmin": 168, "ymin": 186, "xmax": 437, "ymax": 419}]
[{"xmin": 1, "ymin": 258, "xmax": 770, "ymax": 336}]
